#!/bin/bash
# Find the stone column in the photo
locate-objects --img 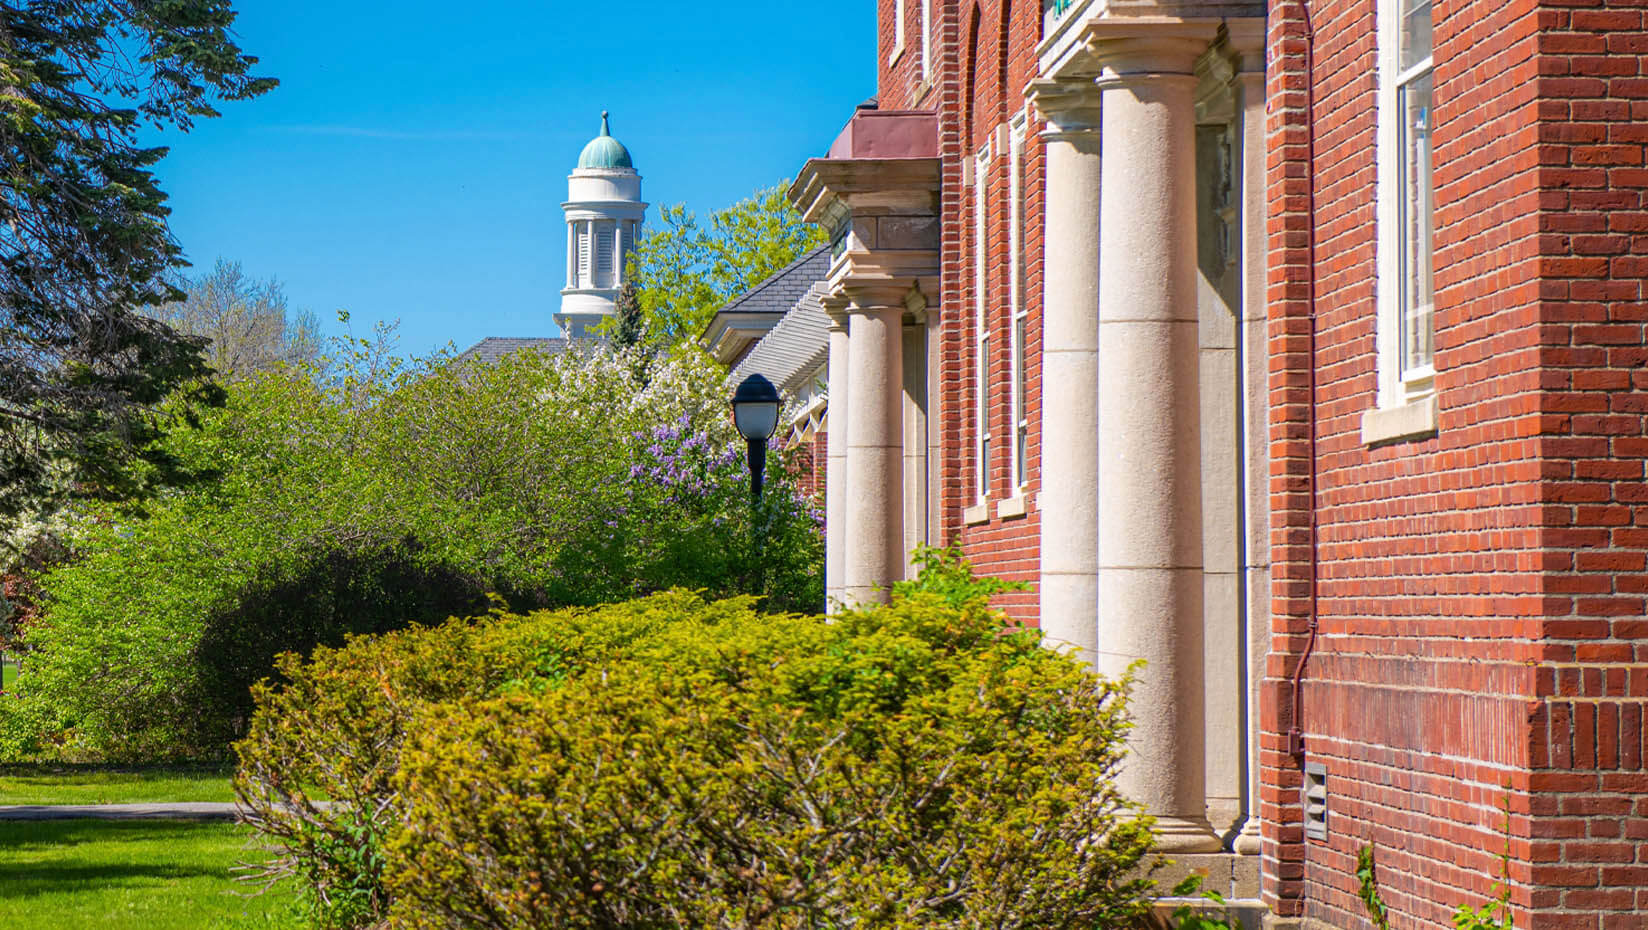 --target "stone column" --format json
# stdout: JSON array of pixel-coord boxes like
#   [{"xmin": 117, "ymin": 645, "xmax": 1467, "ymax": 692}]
[
  {"xmin": 902, "ymin": 315, "xmax": 929, "ymax": 578},
  {"xmin": 566, "ymin": 221, "xmax": 577, "ymax": 287},
  {"xmin": 1028, "ymin": 79, "xmax": 1104, "ymax": 665},
  {"xmin": 842, "ymin": 288, "xmax": 906, "ymax": 606},
  {"xmin": 1094, "ymin": 36, "xmax": 1220, "ymax": 852},
  {"xmin": 825, "ymin": 307, "xmax": 850, "ymax": 612},
  {"xmin": 1234, "ymin": 63, "xmax": 1270, "ymax": 858}
]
